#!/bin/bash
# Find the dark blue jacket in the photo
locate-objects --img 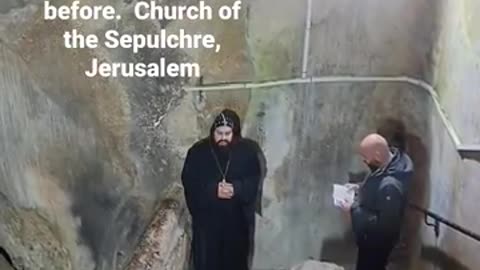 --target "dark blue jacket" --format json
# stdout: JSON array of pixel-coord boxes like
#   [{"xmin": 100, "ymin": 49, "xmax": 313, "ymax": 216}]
[{"xmin": 350, "ymin": 147, "xmax": 413, "ymax": 246}]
